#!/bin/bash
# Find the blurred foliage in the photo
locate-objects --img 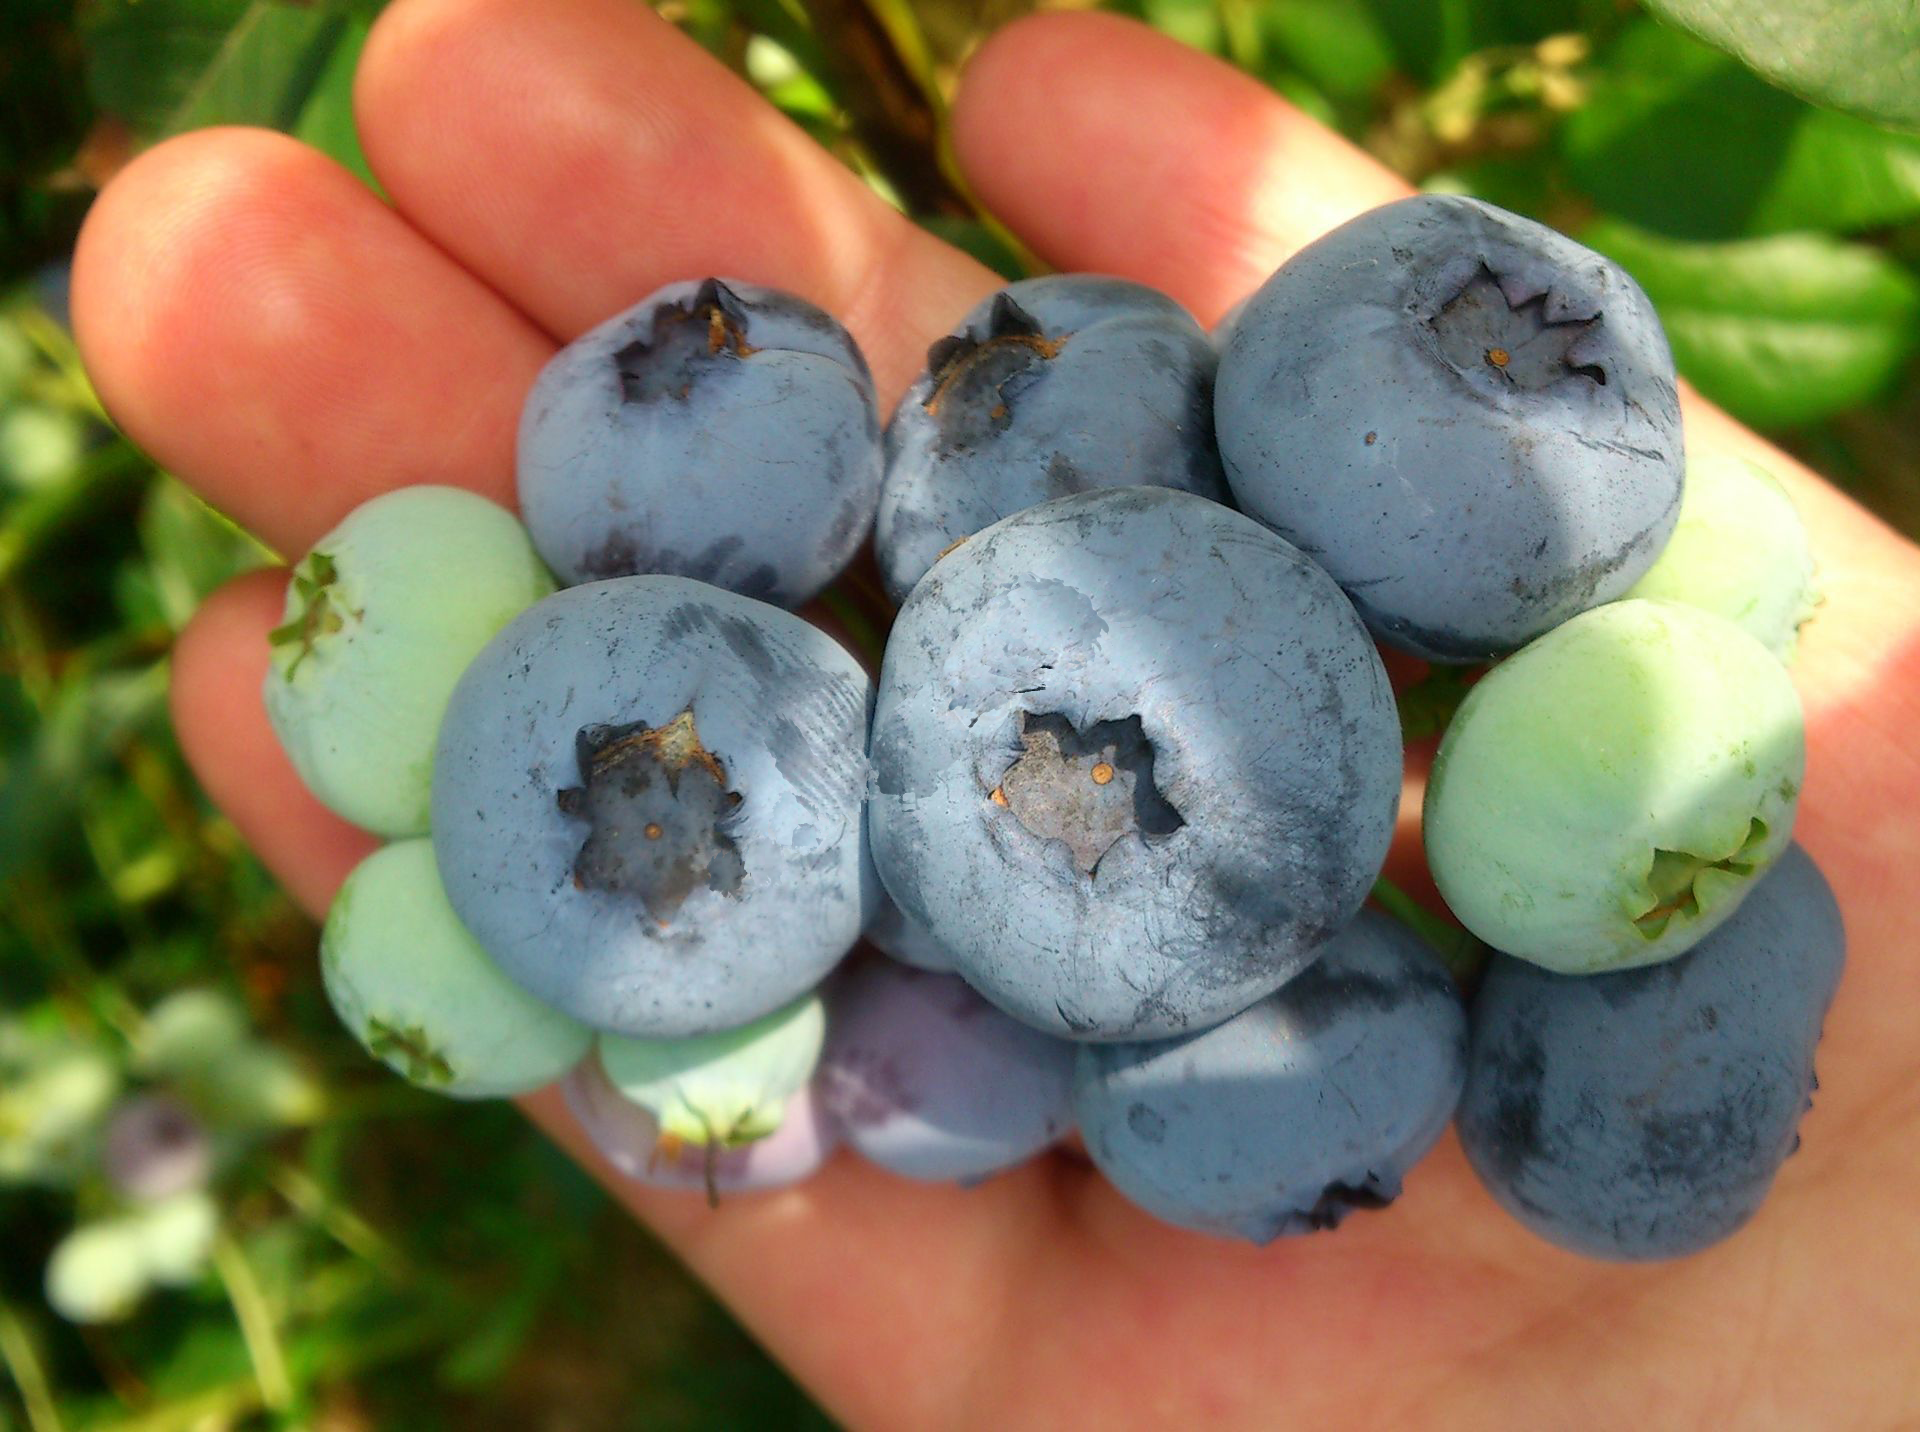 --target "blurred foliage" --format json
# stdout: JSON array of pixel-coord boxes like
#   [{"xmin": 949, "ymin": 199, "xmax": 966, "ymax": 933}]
[{"xmin": 3, "ymin": 0, "xmax": 1918, "ymax": 1425}]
